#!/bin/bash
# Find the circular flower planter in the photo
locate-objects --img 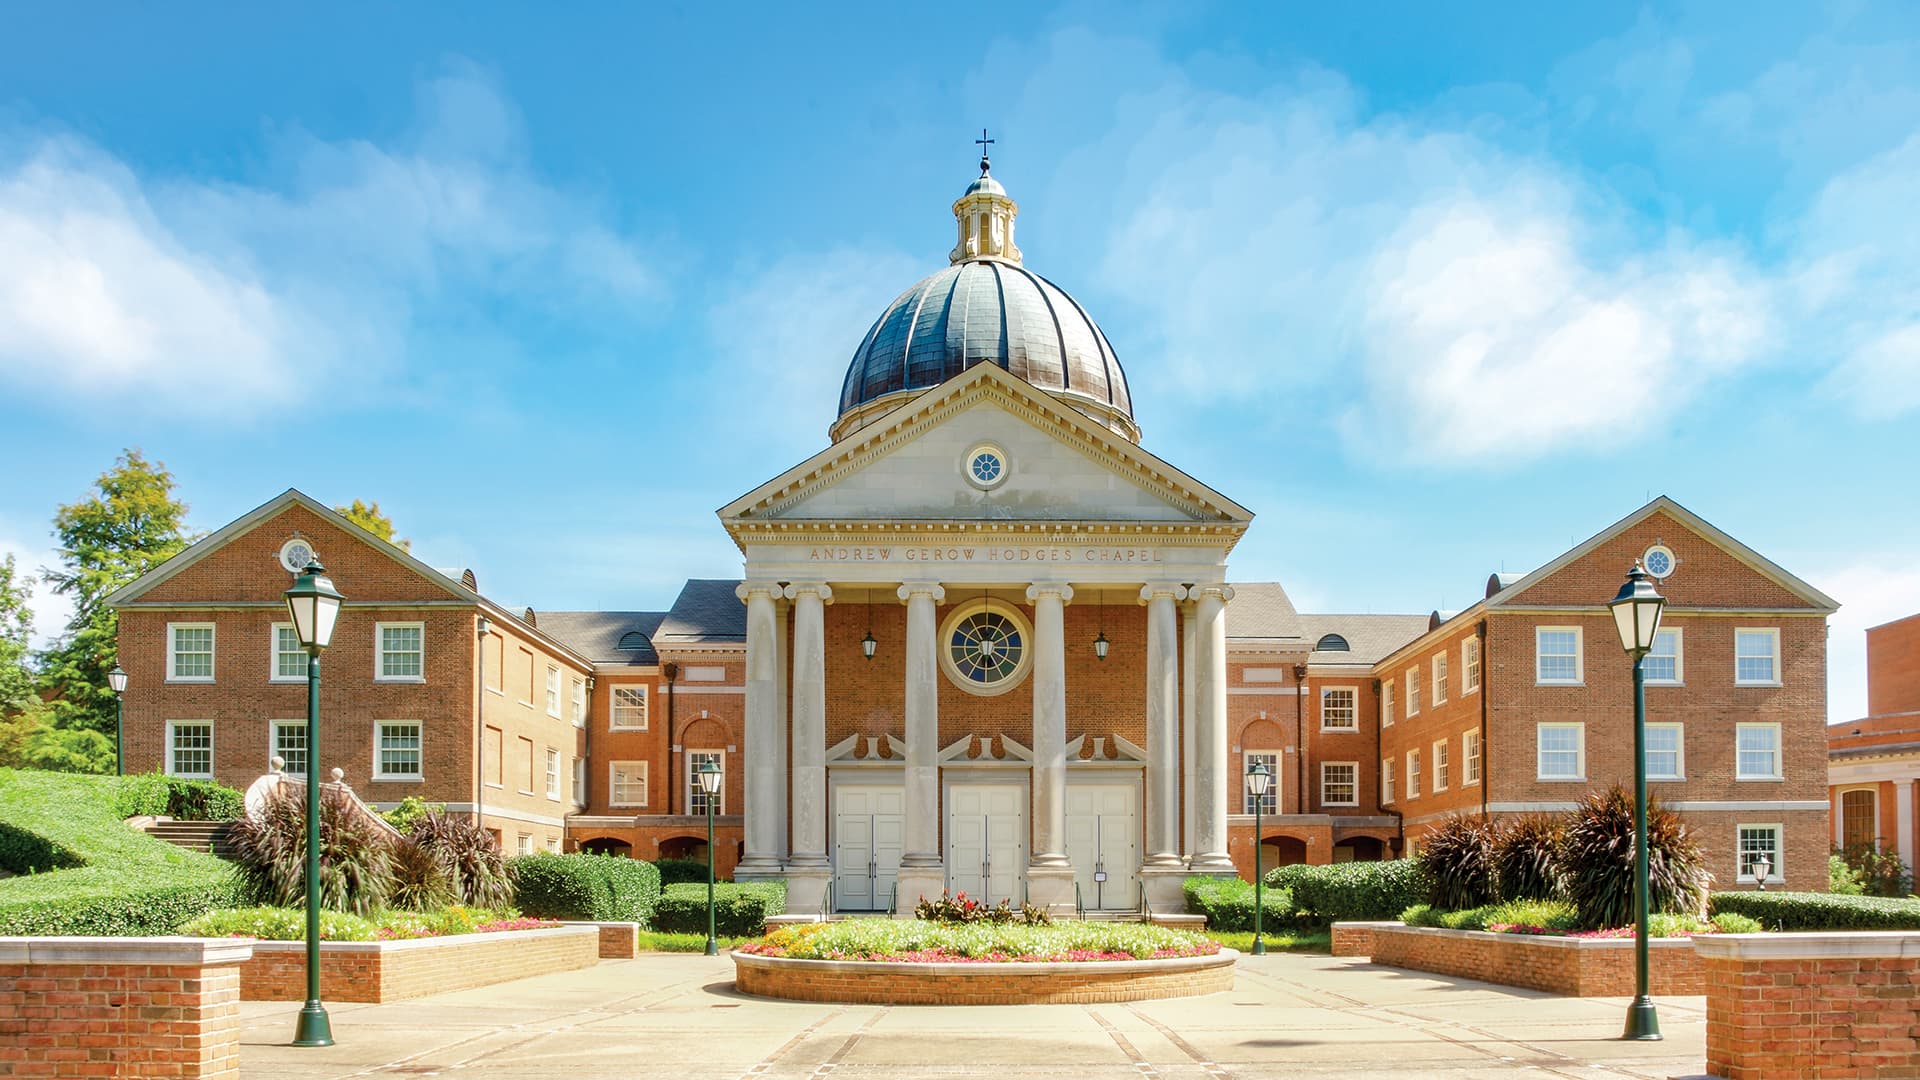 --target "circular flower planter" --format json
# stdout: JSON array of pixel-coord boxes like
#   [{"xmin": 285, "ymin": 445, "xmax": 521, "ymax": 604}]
[{"xmin": 732, "ymin": 947, "xmax": 1239, "ymax": 1005}]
